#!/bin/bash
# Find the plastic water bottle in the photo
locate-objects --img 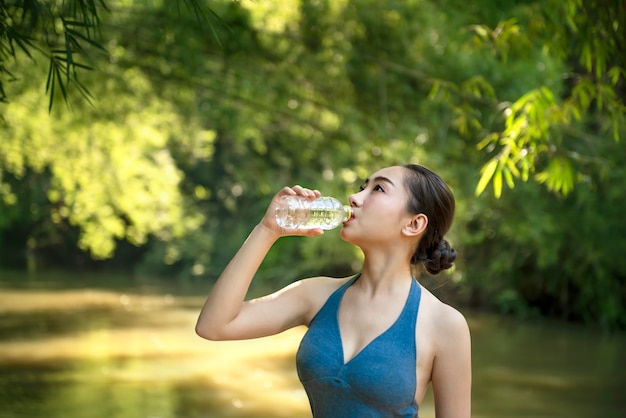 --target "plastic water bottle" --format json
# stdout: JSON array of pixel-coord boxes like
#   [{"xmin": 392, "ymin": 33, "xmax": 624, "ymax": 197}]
[{"xmin": 275, "ymin": 196, "xmax": 352, "ymax": 230}]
